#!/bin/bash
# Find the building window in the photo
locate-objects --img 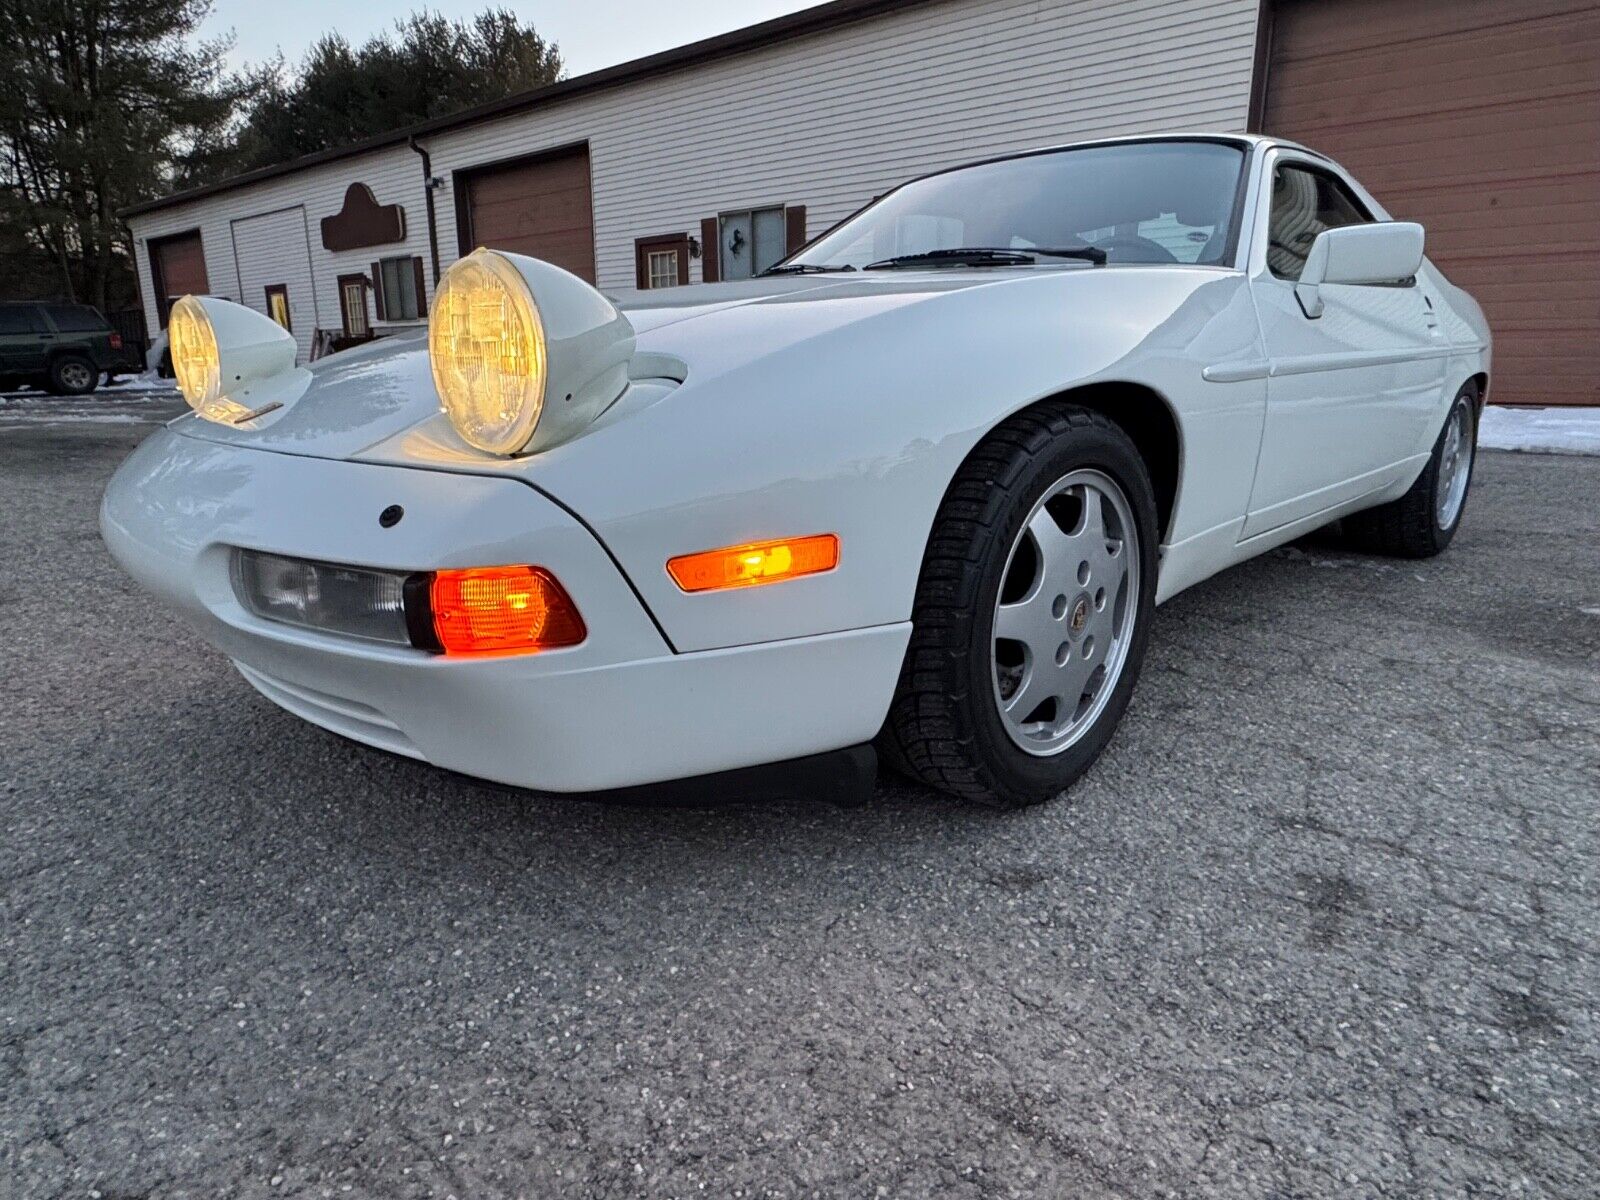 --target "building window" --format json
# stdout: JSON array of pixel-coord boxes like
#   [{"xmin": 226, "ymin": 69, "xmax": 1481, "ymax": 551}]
[
  {"xmin": 648, "ymin": 251, "xmax": 679, "ymax": 288},
  {"xmin": 264, "ymin": 284, "xmax": 292, "ymax": 332},
  {"xmin": 634, "ymin": 233, "xmax": 691, "ymax": 289},
  {"xmin": 372, "ymin": 255, "xmax": 425, "ymax": 321},
  {"xmin": 337, "ymin": 274, "xmax": 371, "ymax": 339},
  {"xmin": 718, "ymin": 207, "xmax": 787, "ymax": 280},
  {"xmin": 700, "ymin": 205, "xmax": 804, "ymax": 283}
]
